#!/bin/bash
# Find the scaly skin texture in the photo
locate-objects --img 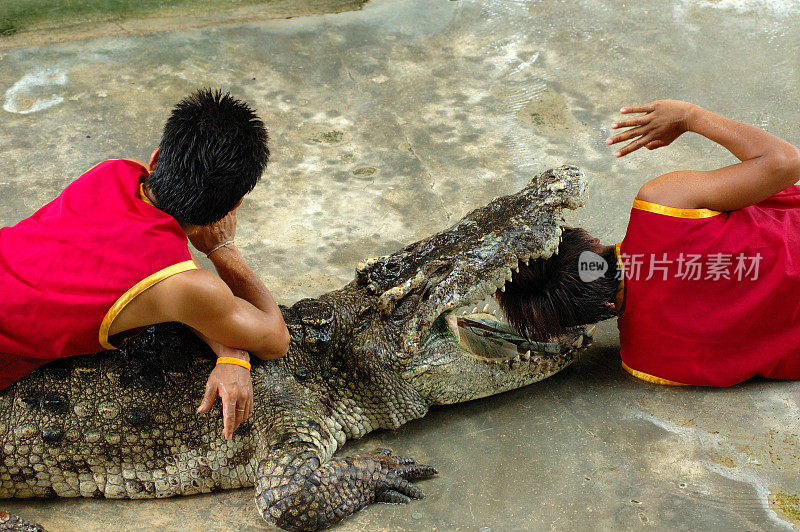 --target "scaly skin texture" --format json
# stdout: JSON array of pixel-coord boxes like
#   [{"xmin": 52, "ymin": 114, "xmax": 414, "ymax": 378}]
[
  {"xmin": 0, "ymin": 166, "xmax": 592, "ymax": 531},
  {"xmin": 0, "ymin": 511, "xmax": 43, "ymax": 532}
]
